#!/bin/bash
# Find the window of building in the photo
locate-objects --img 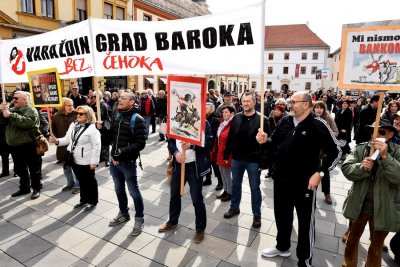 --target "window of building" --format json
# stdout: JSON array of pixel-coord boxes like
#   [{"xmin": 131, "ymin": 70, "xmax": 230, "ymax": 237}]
[
  {"xmin": 104, "ymin": 3, "xmax": 113, "ymax": 19},
  {"xmin": 311, "ymin": 66, "xmax": 317, "ymax": 74},
  {"xmin": 267, "ymin": 82, "xmax": 272, "ymax": 89},
  {"xmin": 283, "ymin": 67, "xmax": 289, "ymax": 74},
  {"xmin": 284, "ymin": 53, "xmax": 290, "ymax": 60},
  {"xmin": 267, "ymin": 67, "xmax": 273, "ymax": 74},
  {"xmin": 228, "ymin": 80, "xmax": 232, "ymax": 91},
  {"xmin": 268, "ymin": 53, "xmax": 273, "ymax": 60},
  {"xmin": 331, "ymin": 73, "xmax": 333, "ymax": 81},
  {"xmin": 76, "ymin": 0, "xmax": 87, "ymax": 21},
  {"xmin": 116, "ymin": 7, "xmax": 124, "ymax": 20},
  {"xmin": 143, "ymin": 14, "xmax": 152, "ymax": 21},
  {"xmin": 251, "ymin": 81, "xmax": 257, "ymax": 89},
  {"xmin": 312, "ymin": 52, "xmax": 318, "ymax": 60},
  {"xmin": 41, "ymin": 0, "xmax": 54, "ymax": 18},
  {"xmin": 305, "ymin": 82, "xmax": 311, "ymax": 90},
  {"xmin": 301, "ymin": 53, "xmax": 307, "ymax": 60},
  {"xmin": 21, "ymin": 0, "xmax": 35, "ymax": 14},
  {"xmin": 300, "ymin": 66, "xmax": 306, "ymax": 75},
  {"xmin": 337, "ymin": 72, "xmax": 339, "ymax": 81}
]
